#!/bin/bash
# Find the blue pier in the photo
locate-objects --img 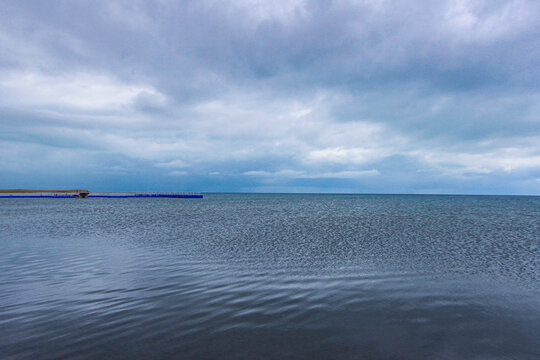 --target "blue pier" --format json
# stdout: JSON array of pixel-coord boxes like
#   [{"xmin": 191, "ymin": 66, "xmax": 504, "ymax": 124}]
[{"xmin": 88, "ymin": 193, "xmax": 203, "ymax": 198}]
